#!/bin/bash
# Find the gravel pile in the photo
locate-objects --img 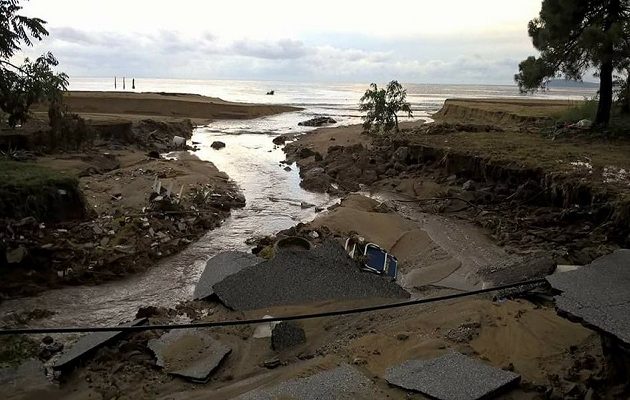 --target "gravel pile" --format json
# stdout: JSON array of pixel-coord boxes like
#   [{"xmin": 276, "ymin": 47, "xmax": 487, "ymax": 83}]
[{"xmin": 213, "ymin": 240, "xmax": 409, "ymax": 310}]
